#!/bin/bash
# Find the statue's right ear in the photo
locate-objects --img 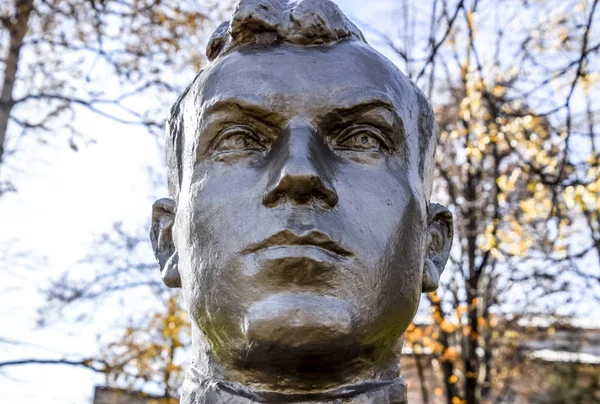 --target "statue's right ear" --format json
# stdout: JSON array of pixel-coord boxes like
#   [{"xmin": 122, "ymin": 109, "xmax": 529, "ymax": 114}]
[
  {"xmin": 150, "ymin": 198, "xmax": 181, "ymax": 288},
  {"xmin": 422, "ymin": 203, "xmax": 453, "ymax": 293}
]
